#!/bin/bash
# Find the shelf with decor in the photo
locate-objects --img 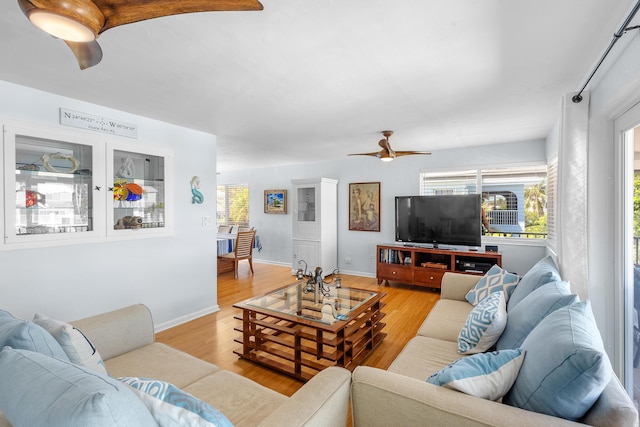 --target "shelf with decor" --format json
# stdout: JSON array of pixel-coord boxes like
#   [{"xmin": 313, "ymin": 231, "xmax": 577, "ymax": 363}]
[
  {"xmin": 376, "ymin": 244, "xmax": 502, "ymax": 289},
  {"xmin": 107, "ymin": 146, "xmax": 171, "ymax": 236}
]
